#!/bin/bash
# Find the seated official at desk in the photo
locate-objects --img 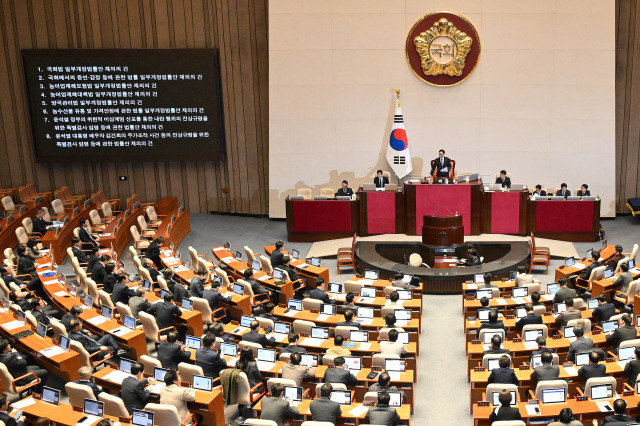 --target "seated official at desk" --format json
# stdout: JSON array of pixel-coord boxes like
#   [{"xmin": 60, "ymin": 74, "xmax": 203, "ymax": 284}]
[
  {"xmin": 260, "ymin": 382, "xmax": 300, "ymax": 426},
  {"xmin": 605, "ymin": 314, "xmax": 637, "ymax": 349},
  {"xmin": 567, "ymin": 325, "xmax": 605, "ymax": 362},
  {"xmin": 70, "ymin": 237, "xmax": 89, "ymax": 264},
  {"xmin": 530, "ymin": 351, "xmax": 559, "ymax": 383},
  {"xmin": 430, "ymin": 149, "xmax": 452, "ymax": 177},
  {"xmin": 489, "ymin": 389, "xmax": 522, "ymax": 422},
  {"xmin": 553, "ymin": 278, "xmax": 576, "ymax": 303},
  {"xmin": 577, "ymin": 184, "xmax": 590, "ymax": 197},
  {"xmin": 600, "ymin": 398, "xmax": 633, "ymax": 425},
  {"xmin": 32, "ymin": 208, "xmax": 52, "ymax": 236},
  {"xmin": 556, "ymin": 183, "xmax": 571, "ymax": 198},
  {"xmin": 515, "ymin": 265, "xmax": 533, "ymax": 286},
  {"xmin": 0, "ymin": 392, "xmax": 26, "ymax": 426},
  {"xmin": 270, "ymin": 241, "xmax": 285, "ymax": 269},
  {"xmin": 121, "ymin": 362, "xmax": 153, "ymax": 415},
  {"xmin": 487, "ymin": 355, "xmax": 518, "ymax": 386},
  {"xmin": 495, "ymin": 170, "xmax": 511, "ymax": 188},
  {"xmin": 280, "ymin": 333, "xmax": 306, "ymax": 355},
  {"xmin": 374, "ymin": 170, "xmax": 389, "ymax": 188},
  {"xmin": 483, "ymin": 335, "xmax": 510, "ymax": 356},
  {"xmin": 243, "ymin": 320, "xmax": 276, "ymax": 347},
  {"xmin": 336, "ymin": 180, "xmax": 354, "ymax": 197},
  {"xmin": 324, "ymin": 356, "xmax": 356, "ymax": 386},
  {"xmin": 605, "ymin": 245, "xmax": 625, "ymax": 269},
  {"xmin": 516, "ymin": 303, "xmax": 542, "ymax": 329},
  {"xmin": 461, "ymin": 248, "xmax": 481, "ymax": 266},
  {"xmin": 310, "ymin": 383, "xmax": 342, "ymax": 424},
  {"xmin": 366, "ymin": 391, "xmax": 401, "ymax": 426},
  {"xmin": 476, "ymin": 309, "xmax": 507, "ymax": 338},
  {"xmin": 532, "ymin": 184, "xmax": 547, "ymax": 197},
  {"xmin": 79, "ymin": 218, "xmax": 100, "ymax": 249},
  {"xmin": 308, "ymin": 278, "xmax": 332, "ymax": 304},
  {"xmin": 158, "ymin": 331, "xmax": 192, "ymax": 370}
]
